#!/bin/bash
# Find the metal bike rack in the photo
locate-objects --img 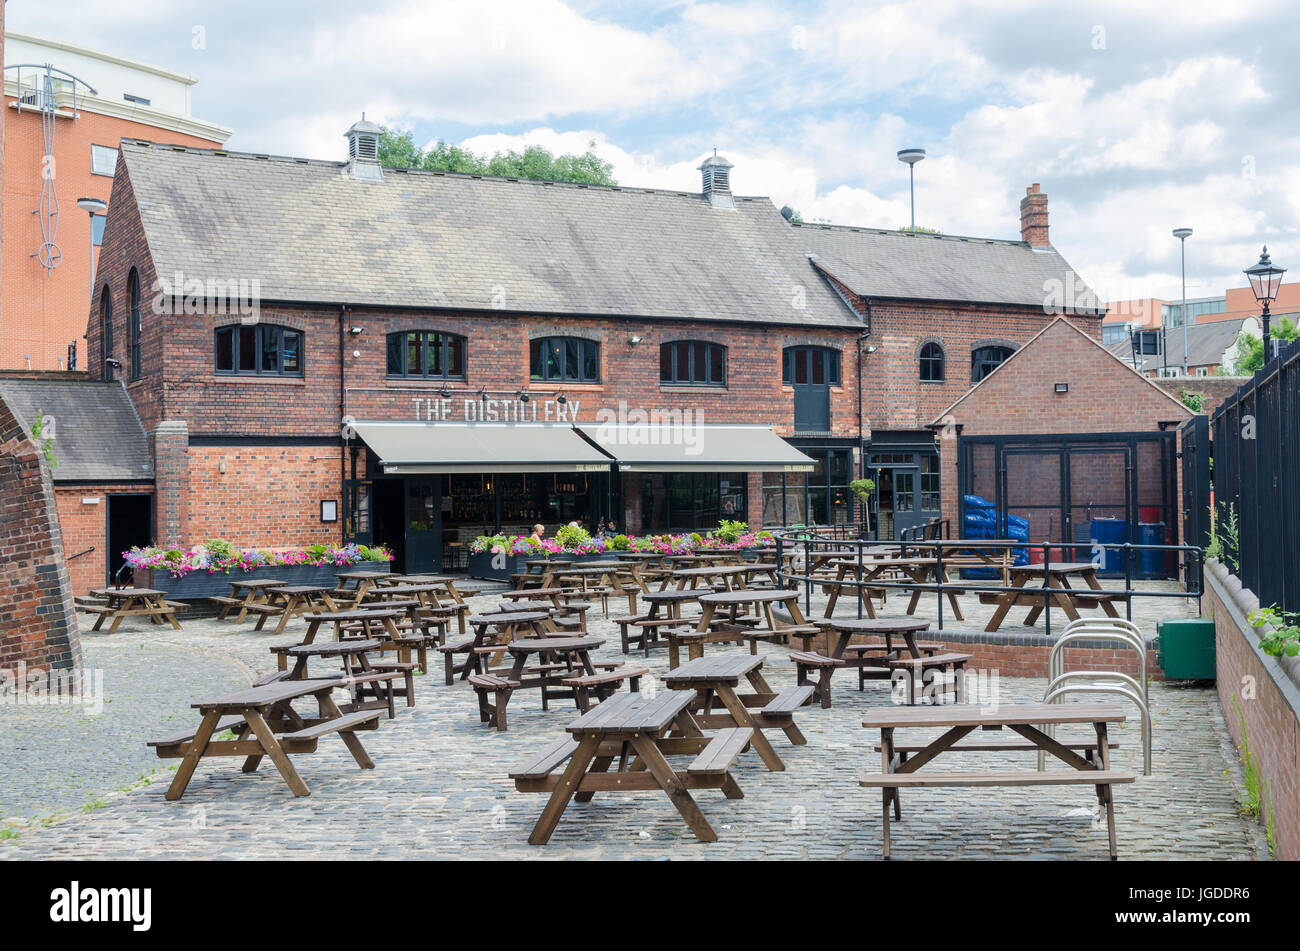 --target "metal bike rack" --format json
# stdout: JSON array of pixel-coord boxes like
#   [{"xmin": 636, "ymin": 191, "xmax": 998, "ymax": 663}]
[{"xmin": 1042, "ymin": 618, "xmax": 1152, "ymax": 776}]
